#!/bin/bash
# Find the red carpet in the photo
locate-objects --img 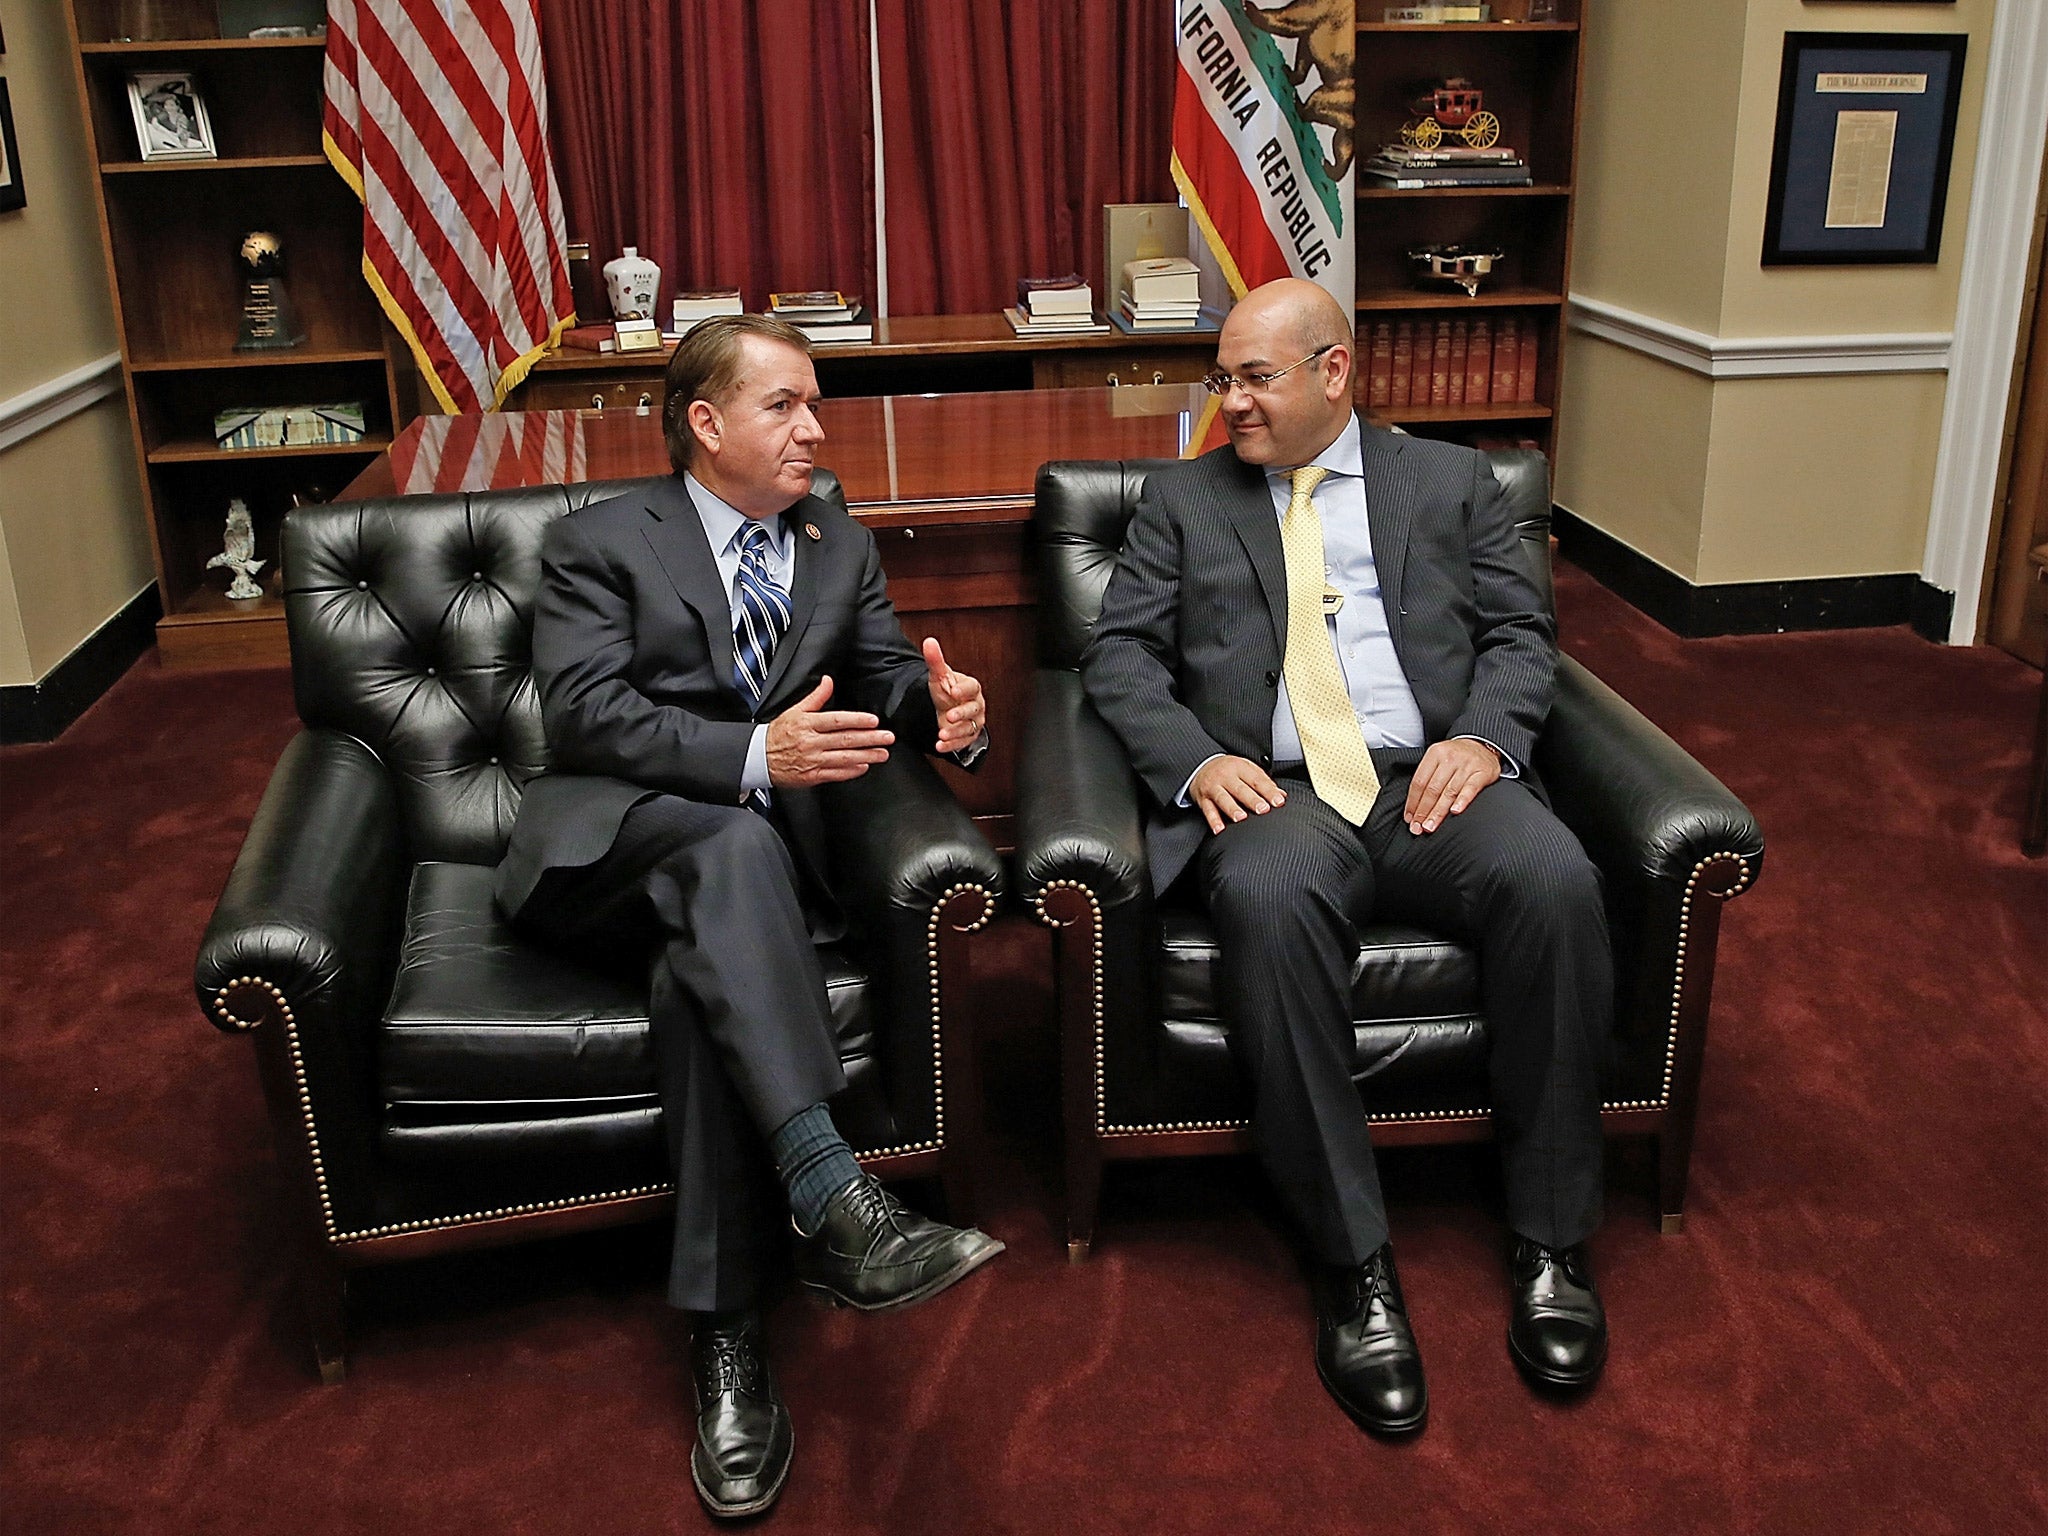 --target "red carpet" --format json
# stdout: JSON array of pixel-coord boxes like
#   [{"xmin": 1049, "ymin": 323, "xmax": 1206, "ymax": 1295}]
[{"xmin": 4, "ymin": 564, "xmax": 2045, "ymax": 1534}]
